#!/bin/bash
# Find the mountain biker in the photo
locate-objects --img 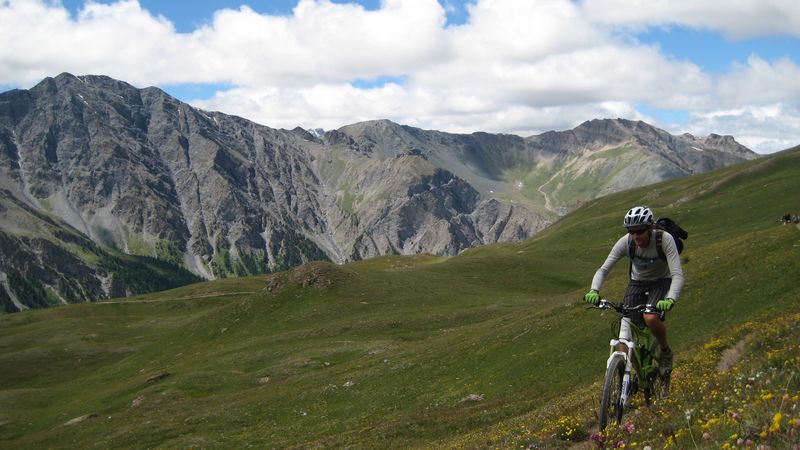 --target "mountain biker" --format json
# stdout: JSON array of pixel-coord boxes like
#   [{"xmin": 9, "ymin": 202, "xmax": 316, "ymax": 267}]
[{"xmin": 583, "ymin": 206, "xmax": 685, "ymax": 375}]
